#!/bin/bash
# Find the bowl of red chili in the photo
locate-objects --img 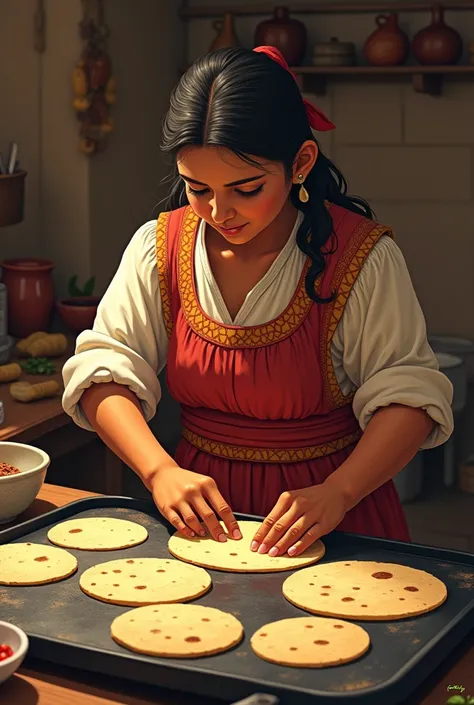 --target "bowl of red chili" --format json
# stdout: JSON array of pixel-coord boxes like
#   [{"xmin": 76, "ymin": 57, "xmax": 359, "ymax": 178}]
[
  {"xmin": 0, "ymin": 621, "xmax": 29, "ymax": 684},
  {"xmin": 0, "ymin": 441, "xmax": 50, "ymax": 524}
]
